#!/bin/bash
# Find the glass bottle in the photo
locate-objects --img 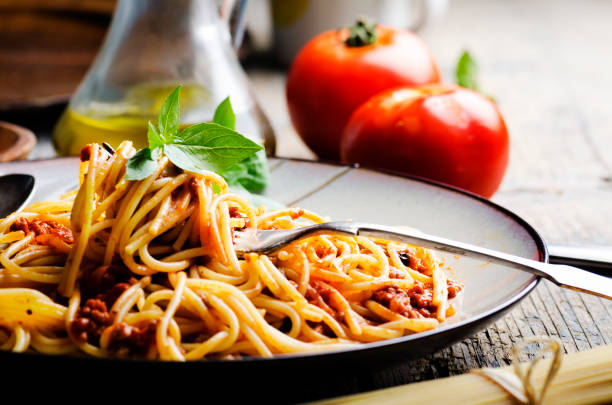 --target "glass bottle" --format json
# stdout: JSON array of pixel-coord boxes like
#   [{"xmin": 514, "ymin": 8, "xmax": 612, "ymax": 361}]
[{"xmin": 53, "ymin": 0, "xmax": 275, "ymax": 156}]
